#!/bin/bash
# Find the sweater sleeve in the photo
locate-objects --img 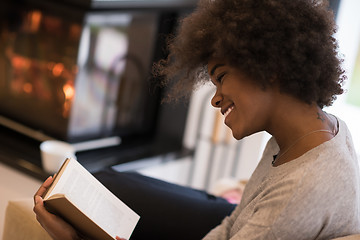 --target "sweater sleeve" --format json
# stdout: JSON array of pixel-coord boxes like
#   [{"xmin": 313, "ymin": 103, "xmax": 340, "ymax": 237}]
[
  {"xmin": 203, "ymin": 176, "xmax": 296, "ymax": 240},
  {"xmin": 204, "ymin": 171, "xmax": 322, "ymax": 240},
  {"xmin": 230, "ymin": 177, "xmax": 300, "ymax": 240},
  {"xmin": 203, "ymin": 205, "xmax": 242, "ymax": 240}
]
